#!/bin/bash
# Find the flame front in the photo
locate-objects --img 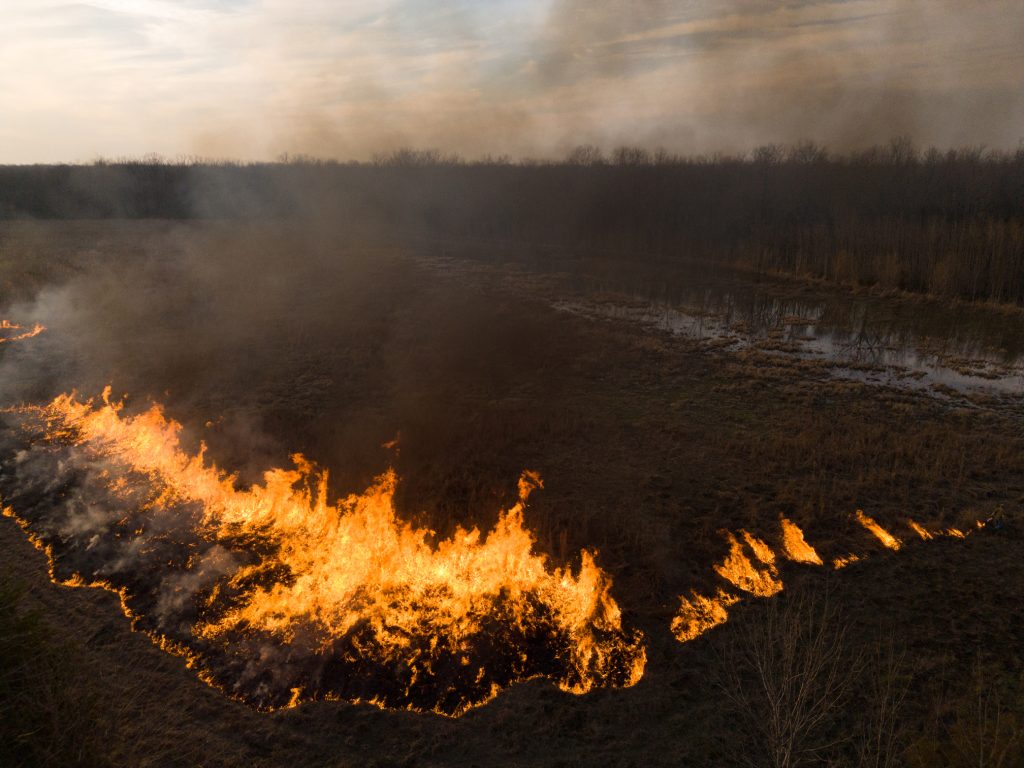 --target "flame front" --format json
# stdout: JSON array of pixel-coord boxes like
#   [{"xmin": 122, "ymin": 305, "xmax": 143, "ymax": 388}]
[
  {"xmin": 671, "ymin": 590, "xmax": 739, "ymax": 642},
  {"xmin": 1, "ymin": 390, "xmax": 645, "ymax": 715},
  {"xmin": 713, "ymin": 531, "xmax": 783, "ymax": 597},
  {"xmin": 0, "ymin": 320, "xmax": 45, "ymax": 344},
  {"xmin": 780, "ymin": 517, "xmax": 823, "ymax": 565},
  {"xmin": 855, "ymin": 510, "xmax": 902, "ymax": 551},
  {"xmin": 671, "ymin": 513, "xmax": 984, "ymax": 644}
]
